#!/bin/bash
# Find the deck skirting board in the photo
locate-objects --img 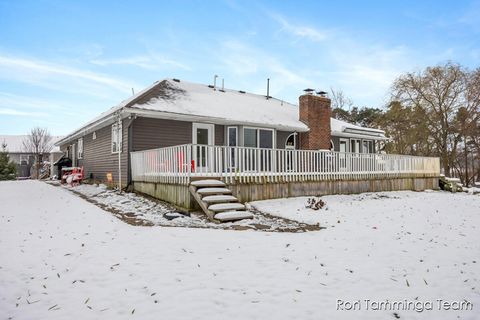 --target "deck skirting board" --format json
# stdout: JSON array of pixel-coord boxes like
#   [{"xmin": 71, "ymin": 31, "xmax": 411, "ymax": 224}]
[{"xmin": 133, "ymin": 177, "xmax": 439, "ymax": 210}]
